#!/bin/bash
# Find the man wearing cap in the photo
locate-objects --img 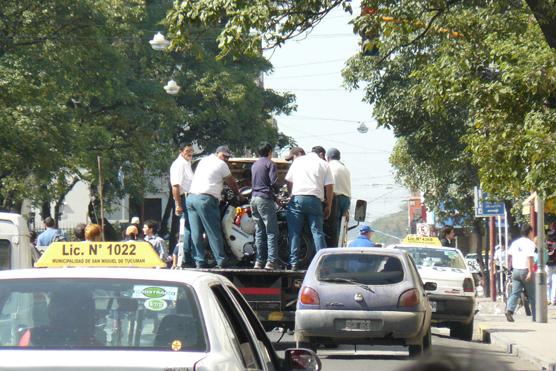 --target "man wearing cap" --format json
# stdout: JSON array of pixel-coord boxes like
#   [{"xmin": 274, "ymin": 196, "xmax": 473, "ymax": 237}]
[
  {"xmin": 170, "ymin": 142, "xmax": 195, "ymax": 267},
  {"xmin": 187, "ymin": 145, "xmax": 240, "ymax": 268},
  {"xmin": 326, "ymin": 147, "xmax": 351, "ymax": 246},
  {"xmin": 348, "ymin": 224, "xmax": 376, "ymax": 247},
  {"xmin": 285, "ymin": 146, "xmax": 334, "ymax": 270}
]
